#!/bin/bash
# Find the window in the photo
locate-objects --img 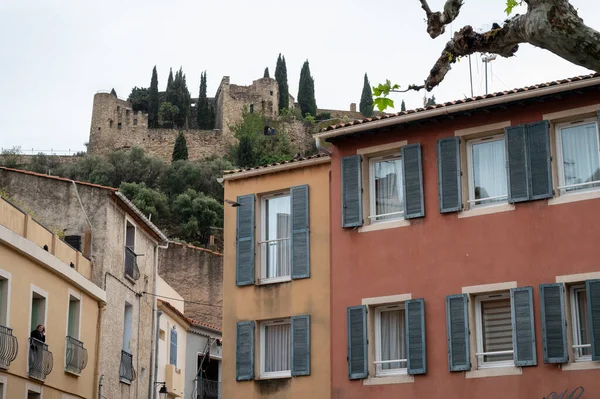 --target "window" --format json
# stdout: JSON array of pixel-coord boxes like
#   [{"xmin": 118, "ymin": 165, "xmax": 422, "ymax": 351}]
[
  {"xmin": 374, "ymin": 304, "xmax": 407, "ymax": 376},
  {"xmin": 467, "ymin": 135, "xmax": 508, "ymax": 207},
  {"xmin": 126, "ymin": 109, "xmax": 130, "ymax": 117},
  {"xmin": 109, "ymin": 120, "xmax": 113, "ymax": 128},
  {"xmin": 260, "ymin": 192, "xmax": 291, "ymax": 282},
  {"xmin": 133, "ymin": 119, "xmax": 138, "ymax": 126},
  {"xmin": 169, "ymin": 328, "xmax": 177, "ymax": 366},
  {"xmin": 0, "ymin": 271, "xmax": 10, "ymax": 327},
  {"xmin": 117, "ymin": 106, "xmax": 120, "ymax": 112},
  {"xmin": 31, "ymin": 290, "xmax": 47, "ymax": 336},
  {"xmin": 122, "ymin": 303, "xmax": 133, "ymax": 353},
  {"xmin": 369, "ymin": 154, "xmax": 404, "ymax": 222},
  {"xmin": 124, "ymin": 221, "xmax": 138, "ymax": 280},
  {"xmin": 474, "ymin": 292, "xmax": 514, "ymax": 368},
  {"xmin": 67, "ymin": 294, "xmax": 81, "ymax": 339},
  {"xmin": 118, "ymin": 122, "xmax": 122, "ymax": 130},
  {"xmin": 250, "ymin": 104, "xmax": 254, "ymax": 114},
  {"xmin": 556, "ymin": 119, "xmax": 600, "ymax": 194},
  {"xmin": 570, "ymin": 285, "xmax": 592, "ymax": 361},
  {"xmin": 260, "ymin": 319, "xmax": 291, "ymax": 378}
]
